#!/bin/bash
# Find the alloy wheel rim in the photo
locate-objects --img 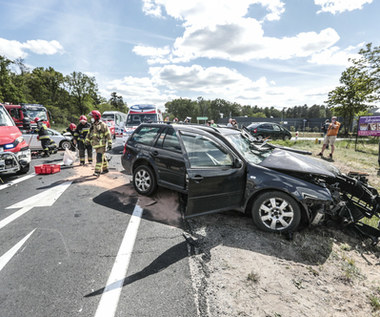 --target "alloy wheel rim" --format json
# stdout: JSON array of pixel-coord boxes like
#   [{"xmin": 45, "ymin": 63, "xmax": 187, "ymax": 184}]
[
  {"xmin": 135, "ymin": 169, "xmax": 151, "ymax": 192},
  {"xmin": 259, "ymin": 197, "xmax": 294, "ymax": 230}
]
